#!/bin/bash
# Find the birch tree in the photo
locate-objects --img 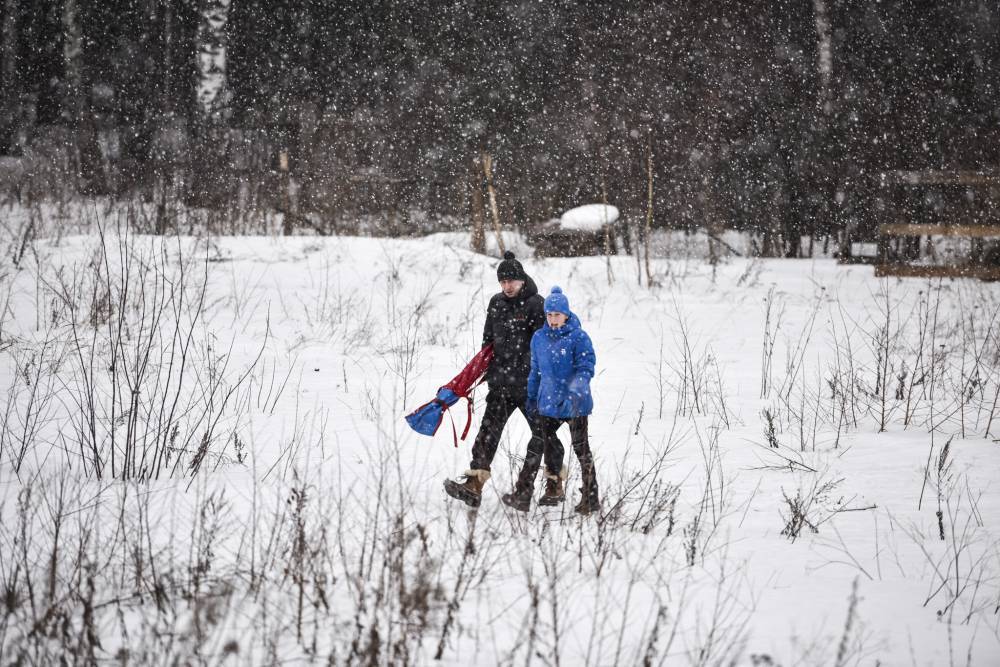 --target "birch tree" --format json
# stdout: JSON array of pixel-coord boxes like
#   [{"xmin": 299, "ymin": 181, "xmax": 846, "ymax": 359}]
[
  {"xmin": 61, "ymin": 0, "xmax": 83, "ymax": 125},
  {"xmin": 813, "ymin": 0, "xmax": 833, "ymax": 116},
  {"xmin": 195, "ymin": 0, "xmax": 232, "ymax": 123},
  {"xmin": 188, "ymin": 0, "xmax": 233, "ymax": 208}
]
